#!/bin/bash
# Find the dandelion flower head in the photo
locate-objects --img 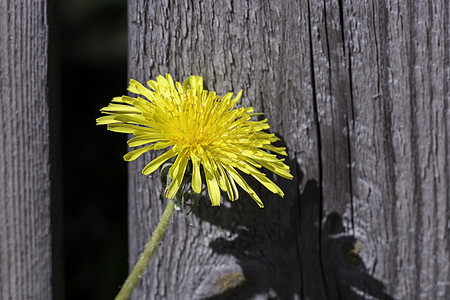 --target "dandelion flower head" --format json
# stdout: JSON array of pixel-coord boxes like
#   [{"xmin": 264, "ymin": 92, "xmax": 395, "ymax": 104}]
[{"xmin": 97, "ymin": 74, "xmax": 293, "ymax": 207}]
